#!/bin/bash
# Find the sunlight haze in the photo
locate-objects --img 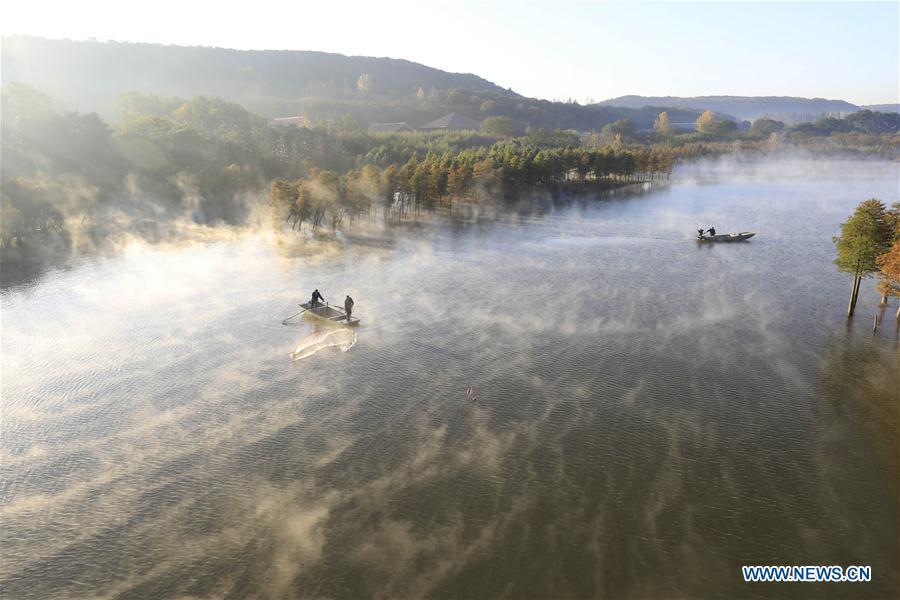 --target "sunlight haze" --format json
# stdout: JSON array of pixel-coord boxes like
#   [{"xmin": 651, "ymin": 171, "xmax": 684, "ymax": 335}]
[
  {"xmin": 3, "ymin": 1, "xmax": 900, "ymax": 598},
  {"xmin": 3, "ymin": 0, "xmax": 898, "ymax": 104}
]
